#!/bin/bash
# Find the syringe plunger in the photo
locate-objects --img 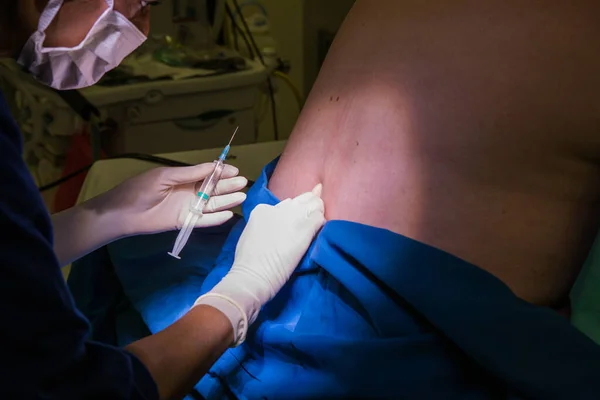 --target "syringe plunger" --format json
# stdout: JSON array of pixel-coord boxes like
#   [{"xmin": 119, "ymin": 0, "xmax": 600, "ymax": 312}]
[{"xmin": 167, "ymin": 127, "xmax": 238, "ymax": 259}]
